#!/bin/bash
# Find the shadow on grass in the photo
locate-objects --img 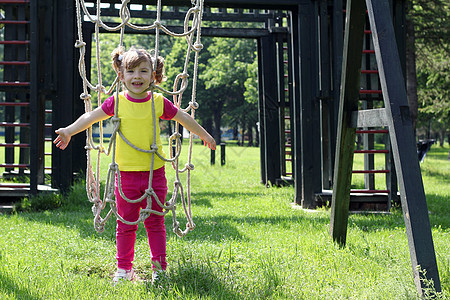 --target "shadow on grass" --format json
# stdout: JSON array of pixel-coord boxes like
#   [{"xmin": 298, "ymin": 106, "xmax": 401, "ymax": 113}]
[
  {"xmin": 150, "ymin": 263, "xmax": 242, "ymax": 300},
  {"xmin": 0, "ymin": 273, "xmax": 41, "ymax": 300}
]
